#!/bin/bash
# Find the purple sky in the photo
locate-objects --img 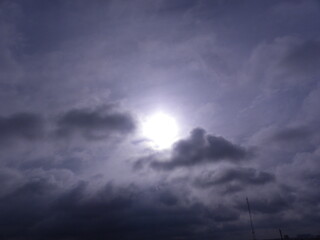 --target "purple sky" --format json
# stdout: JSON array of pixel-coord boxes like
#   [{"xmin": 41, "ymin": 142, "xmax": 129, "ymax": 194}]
[{"xmin": 1, "ymin": 0, "xmax": 320, "ymax": 239}]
